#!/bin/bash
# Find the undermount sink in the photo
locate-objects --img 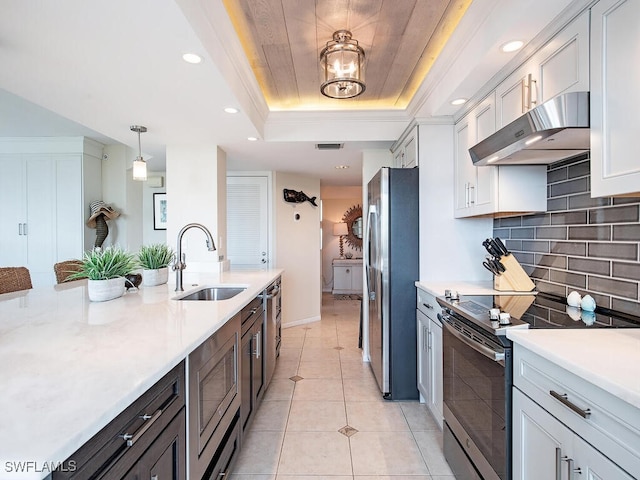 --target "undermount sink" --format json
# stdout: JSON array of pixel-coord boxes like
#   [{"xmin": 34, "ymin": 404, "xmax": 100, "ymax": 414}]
[{"xmin": 174, "ymin": 286, "xmax": 246, "ymax": 301}]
